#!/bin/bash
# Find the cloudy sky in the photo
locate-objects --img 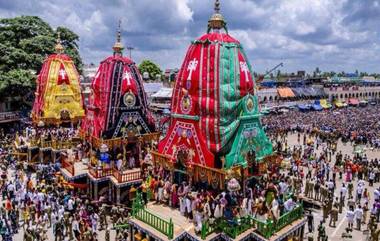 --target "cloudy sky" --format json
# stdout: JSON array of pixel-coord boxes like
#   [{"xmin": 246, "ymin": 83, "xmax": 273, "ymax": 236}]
[{"xmin": 1, "ymin": 0, "xmax": 379, "ymax": 73}]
